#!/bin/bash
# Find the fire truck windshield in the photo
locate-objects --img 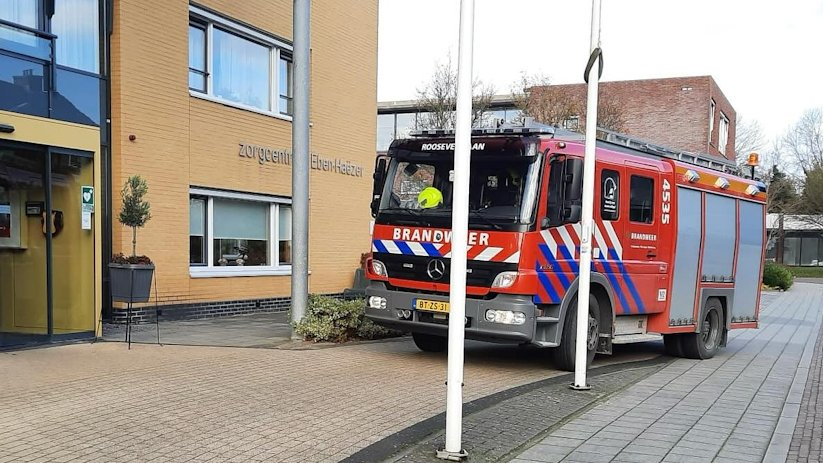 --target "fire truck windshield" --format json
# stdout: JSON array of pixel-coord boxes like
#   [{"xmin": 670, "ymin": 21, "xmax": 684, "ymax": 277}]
[{"xmin": 376, "ymin": 154, "xmax": 541, "ymax": 230}]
